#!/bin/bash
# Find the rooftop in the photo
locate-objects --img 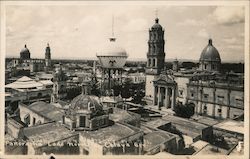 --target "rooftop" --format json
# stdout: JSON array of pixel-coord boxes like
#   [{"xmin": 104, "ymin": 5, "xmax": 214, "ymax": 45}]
[
  {"xmin": 80, "ymin": 122, "xmax": 141, "ymax": 146},
  {"xmin": 26, "ymin": 101, "xmax": 65, "ymax": 122},
  {"xmin": 23, "ymin": 122, "xmax": 77, "ymax": 148},
  {"xmin": 5, "ymin": 76, "xmax": 43, "ymax": 90},
  {"xmin": 195, "ymin": 144, "xmax": 228, "ymax": 155},
  {"xmin": 214, "ymin": 120, "xmax": 244, "ymax": 135},
  {"xmin": 109, "ymin": 108, "xmax": 140, "ymax": 123},
  {"xmin": 144, "ymin": 131, "xmax": 175, "ymax": 152},
  {"xmin": 163, "ymin": 115, "xmax": 209, "ymax": 130}
]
